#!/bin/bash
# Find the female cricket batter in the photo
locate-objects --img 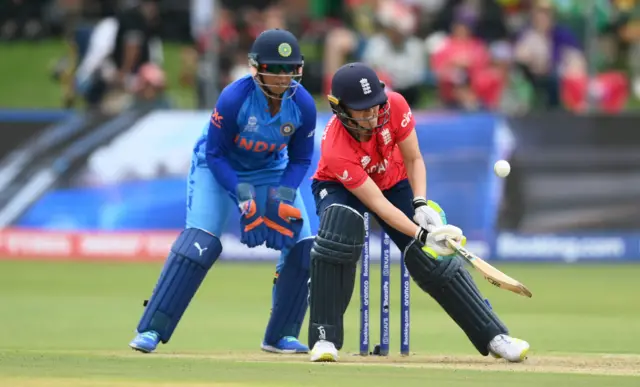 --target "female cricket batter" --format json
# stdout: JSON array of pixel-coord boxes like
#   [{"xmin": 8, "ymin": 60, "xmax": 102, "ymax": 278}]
[
  {"xmin": 306, "ymin": 62, "xmax": 530, "ymax": 362},
  {"xmin": 129, "ymin": 29, "xmax": 316, "ymax": 354}
]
